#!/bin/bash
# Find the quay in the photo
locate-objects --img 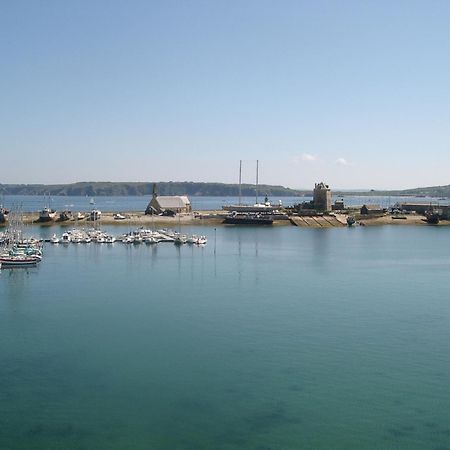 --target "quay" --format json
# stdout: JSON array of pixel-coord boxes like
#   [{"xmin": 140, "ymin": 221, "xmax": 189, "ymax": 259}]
[{"xmin": 0, "ymin": 210, "xmax": 446, "ymax": 228}]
